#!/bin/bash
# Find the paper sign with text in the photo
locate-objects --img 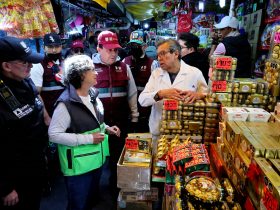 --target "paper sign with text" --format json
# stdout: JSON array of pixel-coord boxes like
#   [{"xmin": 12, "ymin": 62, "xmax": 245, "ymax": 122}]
[
  {"xmin": 215, "ymin": 57, "xmax": 232, "ymax": 70},
  {"xmin": 212, "ymin": 81, "xmax": 227, "ymax": 92},
  {"xmin": 164, "ymin": 99, "xmax": 178, "ymax": 110}
]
